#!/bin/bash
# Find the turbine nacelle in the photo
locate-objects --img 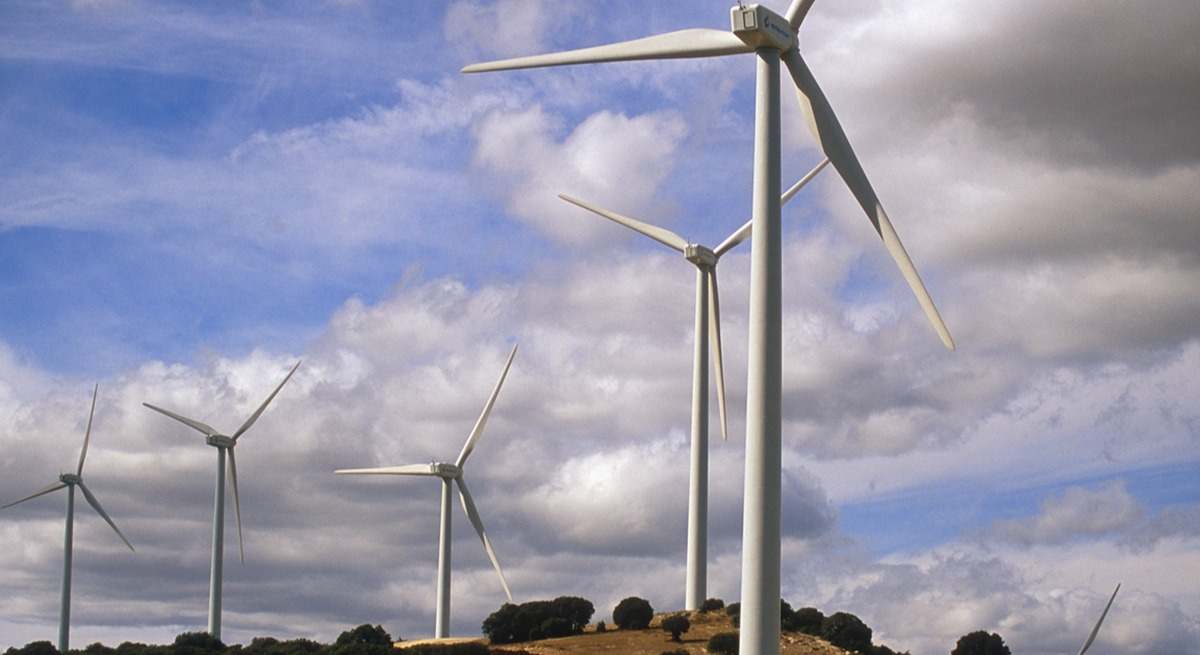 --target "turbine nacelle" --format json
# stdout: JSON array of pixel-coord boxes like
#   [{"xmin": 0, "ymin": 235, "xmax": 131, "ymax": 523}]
[
  {"xmin": 206, "ymin": 435, "xmax": 236, "ymax": 448},
  {"xmin": 731, "ymin": 4, "xmax": 794, "ymax": 52},
  {"xmin": 685, "ymin": 244, "xmax": 717, "ymax": 267},
  {"xmin": 431, "ymin": 463, "xmax": 462, "ymax": 479},
  {"xmin": 58, "ymin": 473, "xmax": 81, "ymax": 486}
]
